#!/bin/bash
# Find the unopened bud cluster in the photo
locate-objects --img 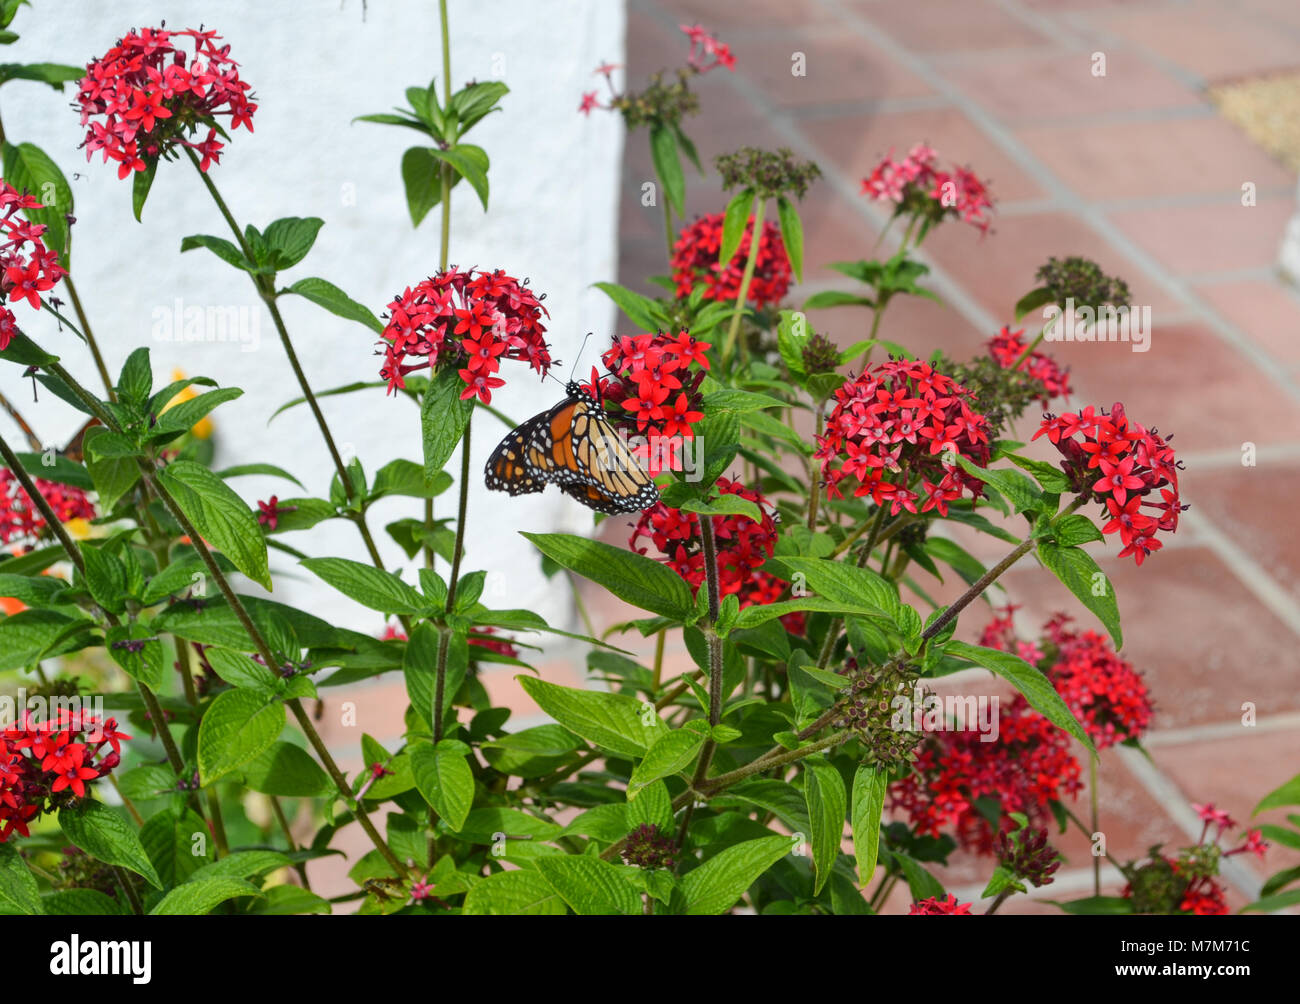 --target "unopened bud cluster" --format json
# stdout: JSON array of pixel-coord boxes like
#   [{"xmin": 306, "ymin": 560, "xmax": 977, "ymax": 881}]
[
  {"xmin": 995, "ymin": 826, "xmax": 1061, "ymax": 887},
  {"xmin": 833, "ymin": 657, "xmax": 923, "ymax": 768}
]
